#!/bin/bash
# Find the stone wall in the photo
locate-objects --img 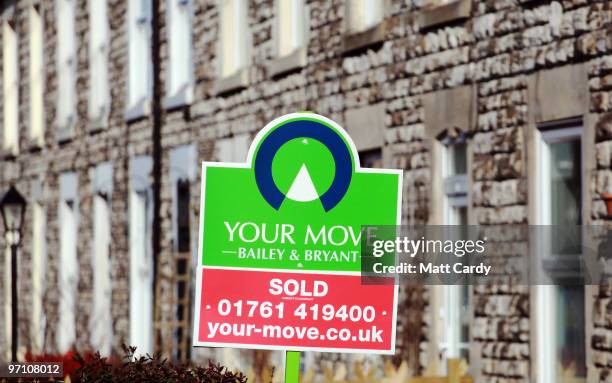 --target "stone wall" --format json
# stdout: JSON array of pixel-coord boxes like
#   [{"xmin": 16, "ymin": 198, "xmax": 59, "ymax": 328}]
[
  {"xmin": 0, "ymin": 0, "xmax": 133, "ymax": 357},
  {"xmin": 0, "ymin": 0, "xmax": 611, "ymax": 381}
]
